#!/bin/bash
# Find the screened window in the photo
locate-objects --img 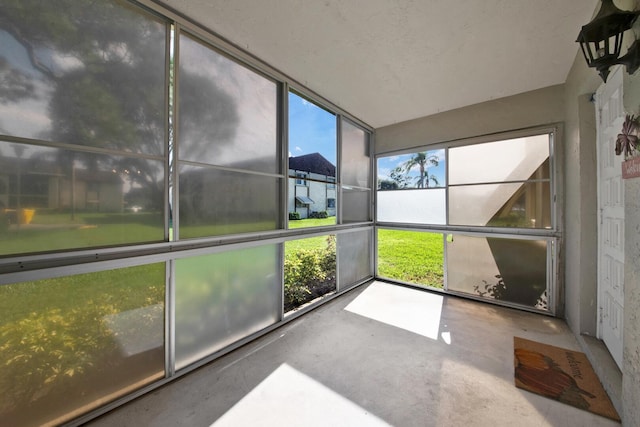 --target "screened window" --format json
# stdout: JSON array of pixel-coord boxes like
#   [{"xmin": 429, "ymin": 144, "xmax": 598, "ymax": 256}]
[
  {"xmin": 375, "ymin": 131, "xmax": 556, "ymax": 311},
  {"xmin": 0, "ymin": 263, "xmax": 166, "ymax": 426},
  {"xmin": 448, "ymin": 135, "xmax": 551, "ymax": 229},
  {"xmin": 341, "ymin": 118, "xmax": 372, "ymax": 223},
  {"xmin": 177, "ymin": 33, "xmax": 279, "ymax": 238},
  {"xmin": 175, "ymin": 245, "xmax": 280, "ymax": 370},
  {"xmin": 0, "ymin": 0, "xmax": 167, "ymax": 255},
  {"xmin": 338, "ymin": 229, "xmax": 373, "ymax": 291}
]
